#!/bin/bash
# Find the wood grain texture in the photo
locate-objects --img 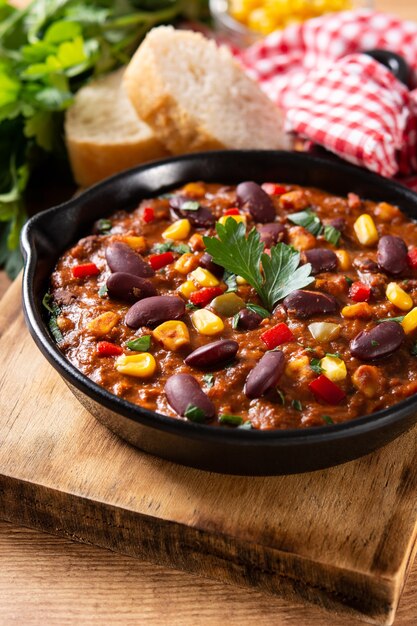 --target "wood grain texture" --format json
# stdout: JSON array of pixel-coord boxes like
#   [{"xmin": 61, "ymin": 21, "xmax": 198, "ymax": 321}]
[{"xmin": 1, "ymin": 276, "xmax": 417, "ymax": 625}]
